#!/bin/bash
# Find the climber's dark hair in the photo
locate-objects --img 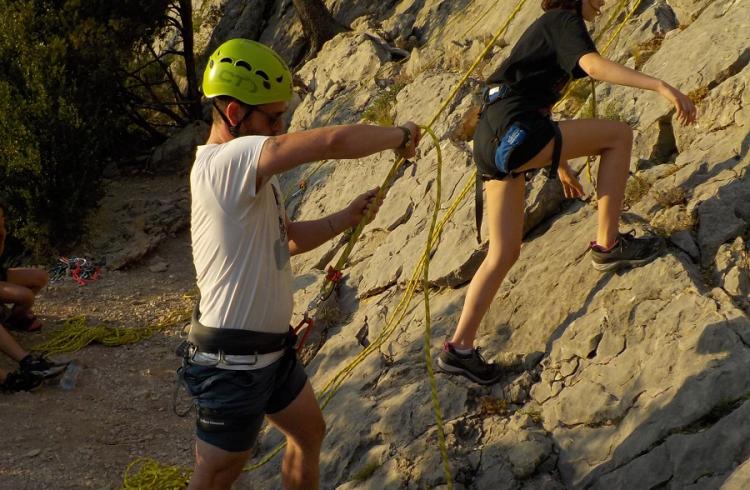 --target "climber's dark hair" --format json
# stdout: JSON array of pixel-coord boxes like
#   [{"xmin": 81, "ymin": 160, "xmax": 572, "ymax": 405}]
[{"xmin": 541, "ymin": 0, "xmax": 580, "ymax": 11}]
